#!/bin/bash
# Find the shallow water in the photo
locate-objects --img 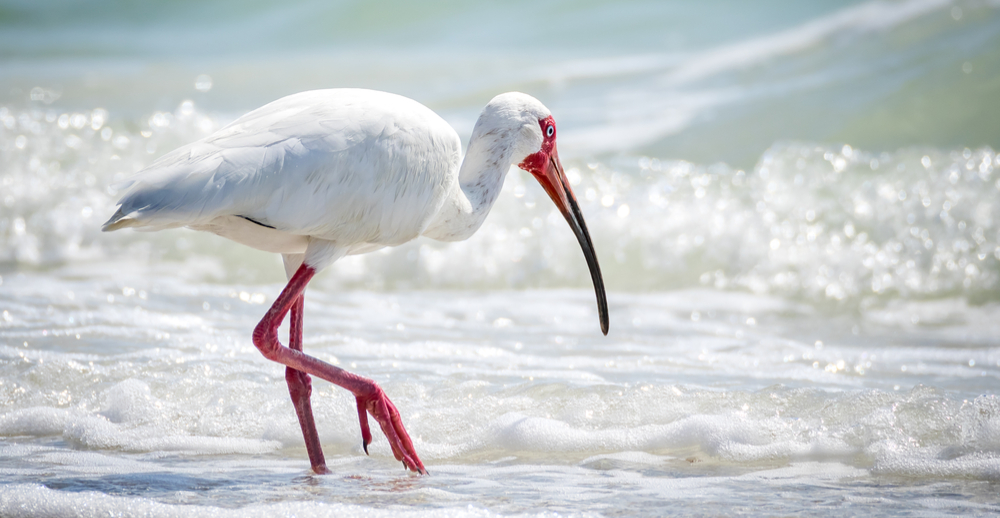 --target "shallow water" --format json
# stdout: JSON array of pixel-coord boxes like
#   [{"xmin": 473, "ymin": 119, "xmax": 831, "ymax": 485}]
[
  {"xmin": 2, "ymin": 0, "xmax": 1000, "ymax": 516},
  {"xmin": 2, "ymin": 274, "xmax": 998, "ymax": 515}
]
